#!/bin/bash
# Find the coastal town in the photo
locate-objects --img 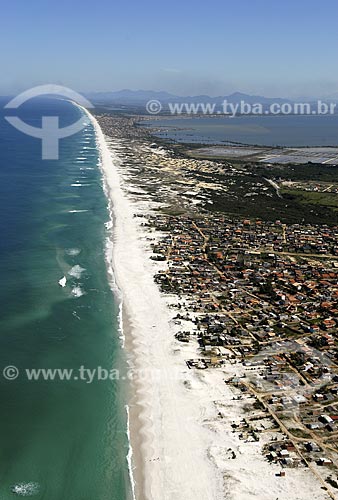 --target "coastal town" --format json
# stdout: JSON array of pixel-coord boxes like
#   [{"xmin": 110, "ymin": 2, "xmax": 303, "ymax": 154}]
[
  {"xmin": 142, "ymin": 213, "xmax": 338, "ymax": 499},
  {"xmin": 147, "ymin": 213, "xmax": 338, "ymax": 480},
  {"xmin": 96, "ymin": 110, "xmax": 338, "ymax": 499}
]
